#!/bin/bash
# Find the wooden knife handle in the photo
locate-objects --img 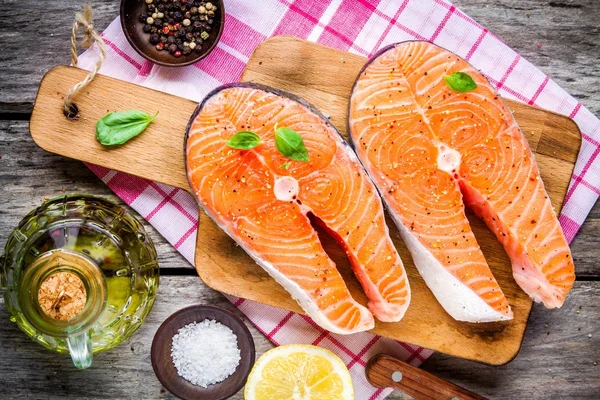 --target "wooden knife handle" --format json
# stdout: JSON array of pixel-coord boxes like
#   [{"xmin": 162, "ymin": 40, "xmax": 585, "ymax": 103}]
[{"xmin": 366, "ymin": 354, "xmax": 487, "ymax": 400}]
